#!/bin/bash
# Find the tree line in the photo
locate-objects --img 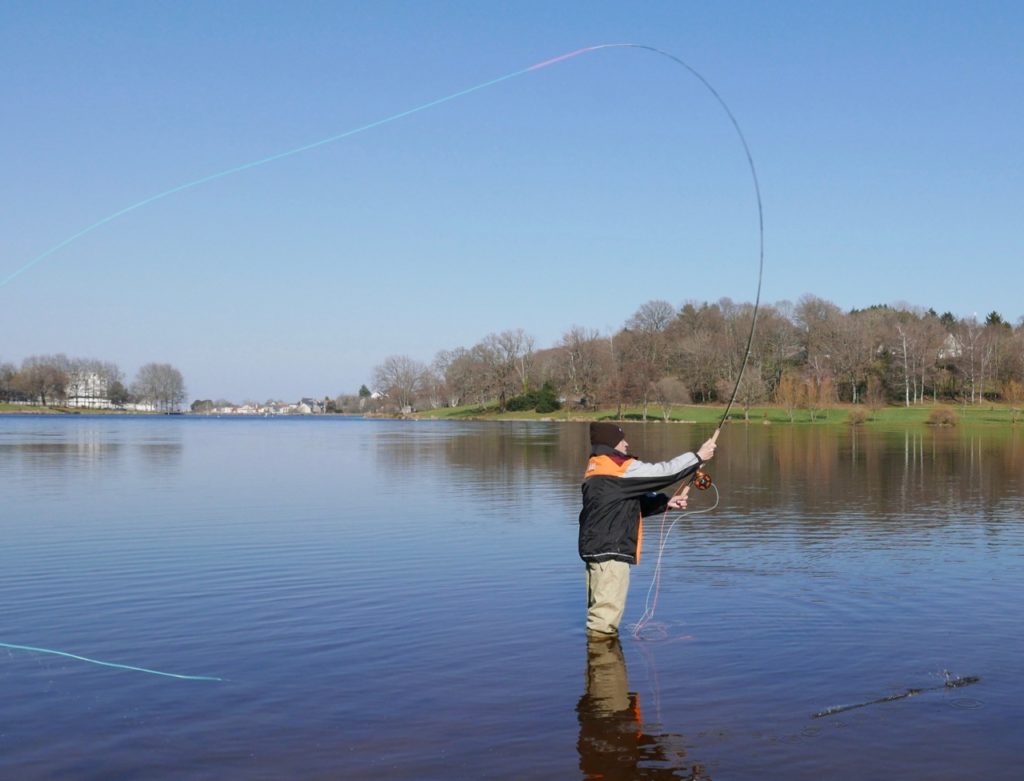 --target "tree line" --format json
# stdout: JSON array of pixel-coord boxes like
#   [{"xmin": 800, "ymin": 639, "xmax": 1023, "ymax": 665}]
[
  {"xmin": 0, "ymin": 354, "xmax": 187, "ymax": 412},
  {"xmin": 369, "ymin": 296, "xmax": 1024, "ymax": 417}
]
